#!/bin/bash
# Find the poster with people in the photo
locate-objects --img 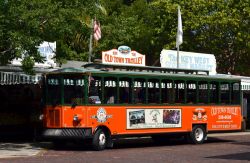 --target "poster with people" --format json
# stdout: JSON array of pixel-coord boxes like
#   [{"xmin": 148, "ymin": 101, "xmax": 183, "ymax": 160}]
[{"xmin": 127, "ymin": 108, "xmax": 181, "ymax": 129}]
